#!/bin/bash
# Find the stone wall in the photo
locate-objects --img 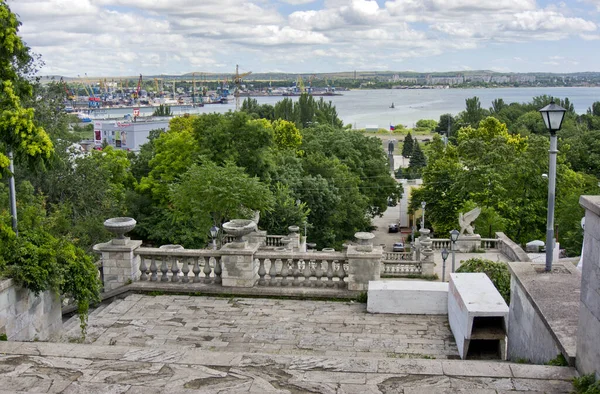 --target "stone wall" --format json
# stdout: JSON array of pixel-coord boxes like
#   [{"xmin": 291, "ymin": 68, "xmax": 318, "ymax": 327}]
[
  {"xmin": 496, "ymin": 232, "xmax": 530, "ymax": 262},
  {"xmin": 507, "ymin": 273, "xmax": 561, "ymax": 364},
  {"xmin": 0, "ymin": 278, "xmax": 62, "ymax": 341},
  {"xmin": 577, "ymin": 196, "xmax": 600, "ymax": 379}
]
